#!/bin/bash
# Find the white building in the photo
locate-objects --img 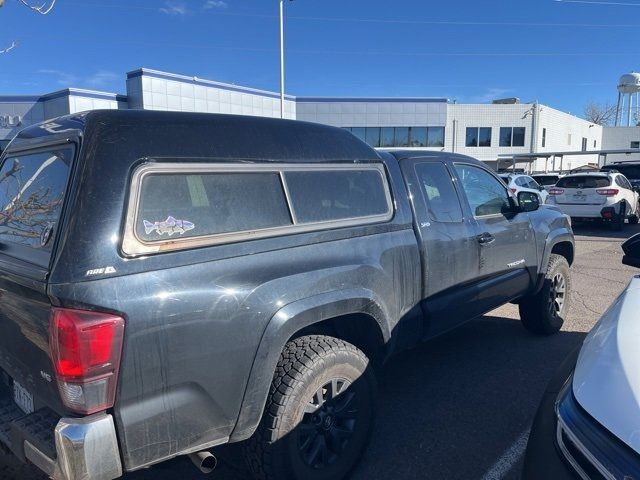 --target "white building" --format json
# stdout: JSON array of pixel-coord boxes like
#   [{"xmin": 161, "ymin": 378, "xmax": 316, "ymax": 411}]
[{"xmin": 1, "ymin": 67, "xmax": 639, "ymax": 171}]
